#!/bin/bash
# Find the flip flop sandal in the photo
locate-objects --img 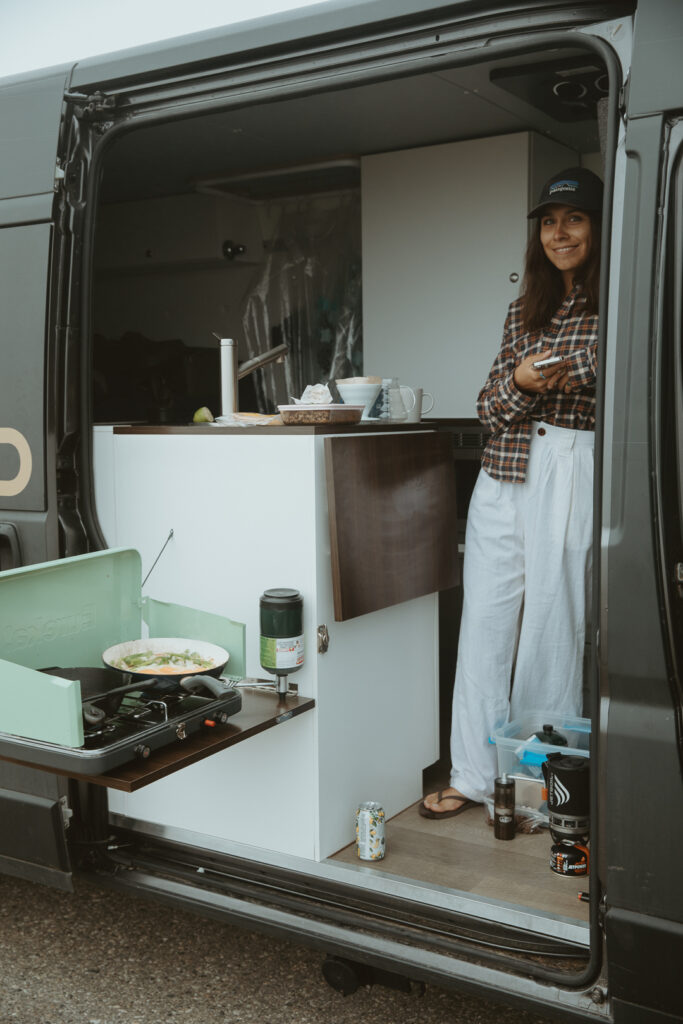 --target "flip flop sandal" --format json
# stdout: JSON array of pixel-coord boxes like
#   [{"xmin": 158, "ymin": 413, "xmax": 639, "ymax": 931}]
[{"xmin": 418, "ymin": 790, "xmax": 476, "ymax": 819}]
